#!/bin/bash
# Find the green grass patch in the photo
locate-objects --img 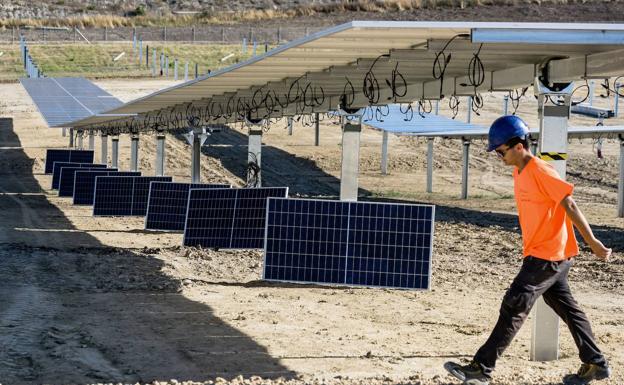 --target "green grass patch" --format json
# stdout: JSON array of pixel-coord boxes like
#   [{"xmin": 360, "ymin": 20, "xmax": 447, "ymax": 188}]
[{"xmin": 0, "ymin": 42, "xmax": 263, "ymax": 81}]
